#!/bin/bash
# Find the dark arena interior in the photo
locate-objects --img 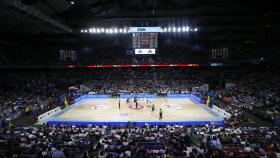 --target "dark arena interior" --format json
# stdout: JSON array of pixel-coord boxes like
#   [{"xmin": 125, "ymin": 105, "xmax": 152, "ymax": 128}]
[{"xmin": 1, "ymin": 0, "xmax": 280, "ymax": 157}]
